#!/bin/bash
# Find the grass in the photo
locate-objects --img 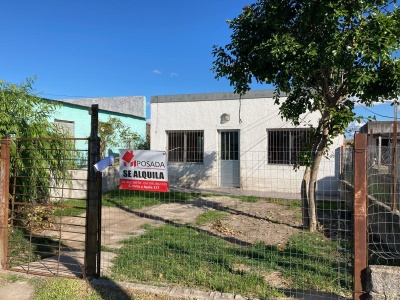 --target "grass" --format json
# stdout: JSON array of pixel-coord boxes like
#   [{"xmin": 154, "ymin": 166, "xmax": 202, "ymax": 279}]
[
  {"xmin": 8, "ymin": 228, "xmax": 41, "ymax": 267},
  {"xmin": 53, "ymin": 199, "xmax": 87, "ymax": 216},
  {"xmin": 0, "ymin": 272, "xmax": 186, "ymax": 300},
  {"xmin": 109, "ymin": 224, "xmax": 352, "ymax": 299},
  {"xmin": 265, "ymin": 197, "xmax": 302, "ymax": 209},
  {"xmin": 8, "ymin": 228, "xmax": 69, "ymax": 267},
  {"xmin": 9, "ymin": 190, "xmax": 352, "ymax": 299},
  {"xmin": 55, "ymin": 190, "xmax": 262, "ymax": 217},
  {"xmin": 195, "ymin": 210, "xmax": 228, "ymax": 226}
]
